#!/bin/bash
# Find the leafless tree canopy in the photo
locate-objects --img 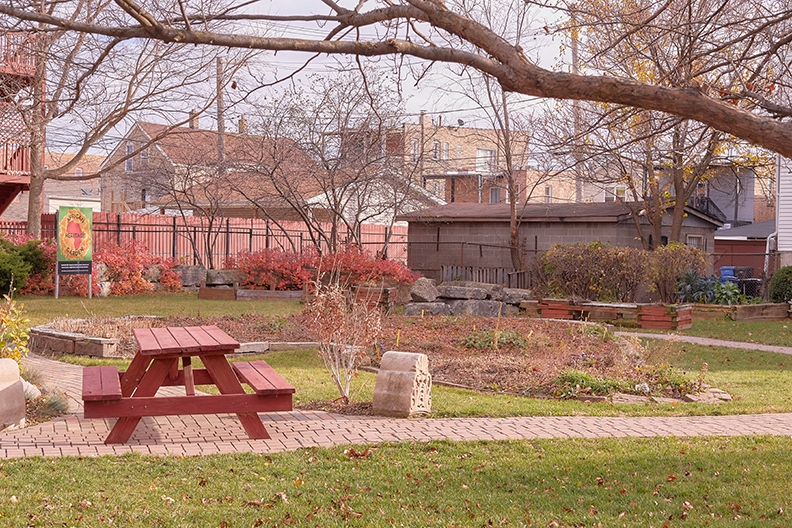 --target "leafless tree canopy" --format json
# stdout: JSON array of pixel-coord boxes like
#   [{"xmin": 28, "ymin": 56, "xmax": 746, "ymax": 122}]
[
  {"xmin": 1, "ymin": 1, "xmax": 240, "ymax": 234},
  {"xmin": 527, "ymin": 0, "xmax": 781, "ymax": 246},
  {"xmin": 2, "ymin": 0, "xmax": 792, "ymax": 160}
]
